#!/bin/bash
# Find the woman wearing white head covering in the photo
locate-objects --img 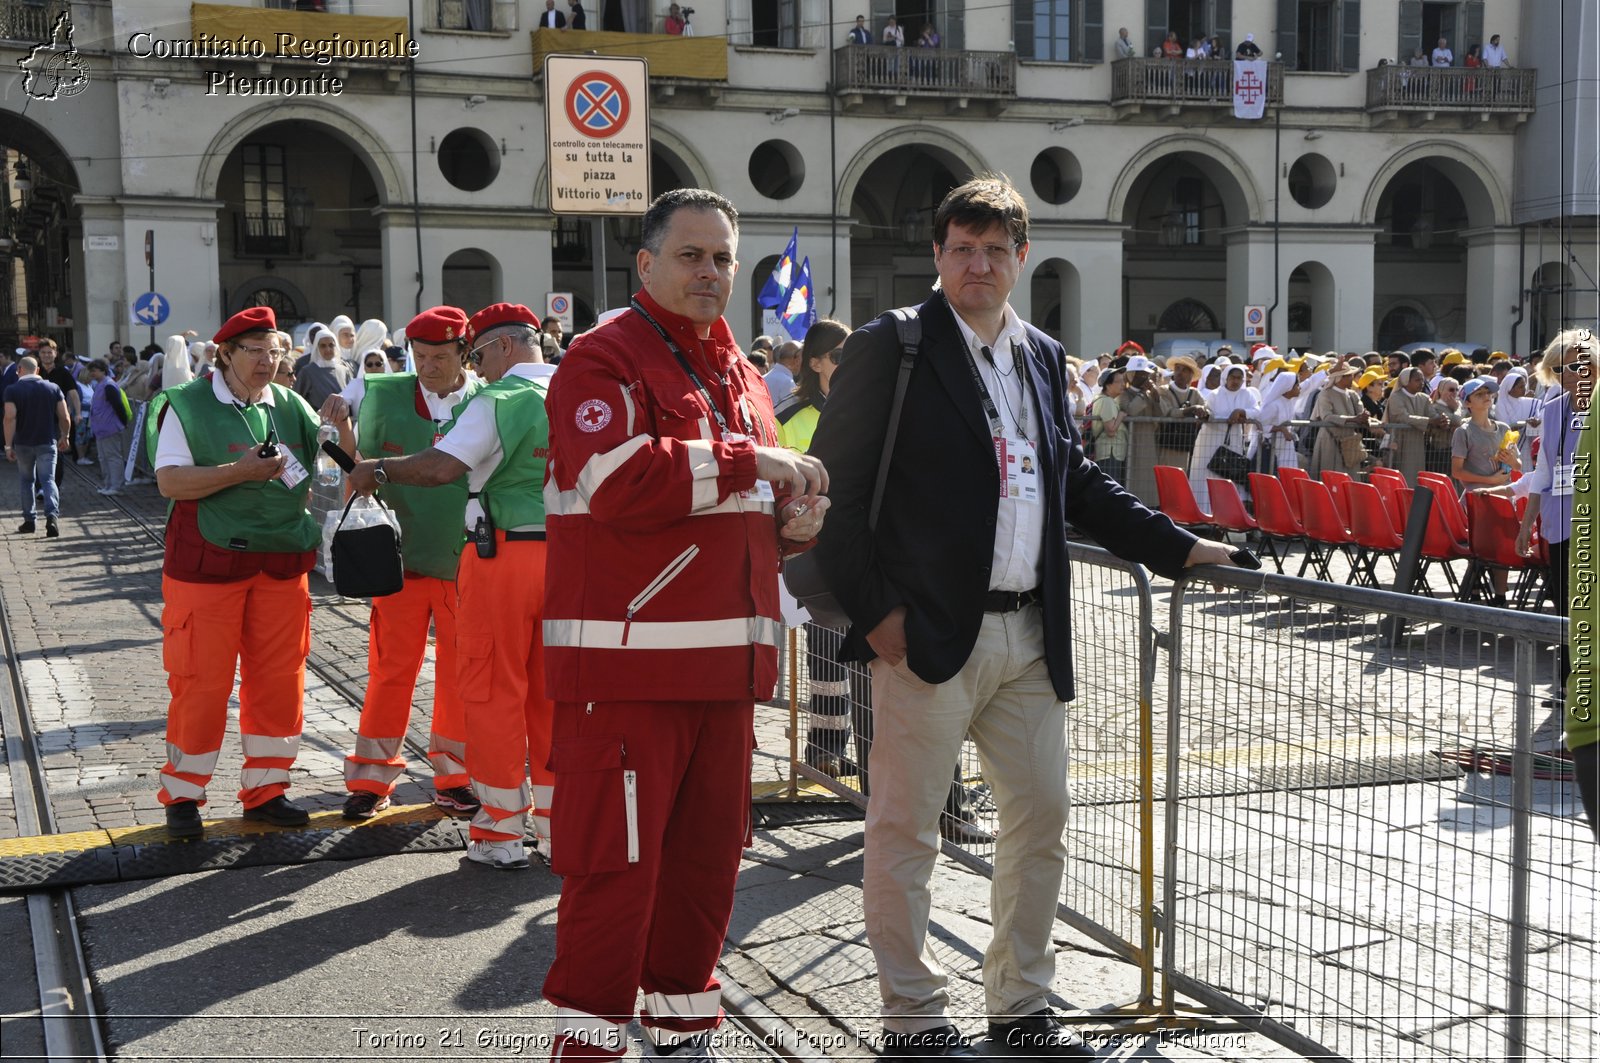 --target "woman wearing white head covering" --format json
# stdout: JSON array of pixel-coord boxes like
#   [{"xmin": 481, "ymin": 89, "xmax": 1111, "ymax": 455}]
[
  {"xmin": 329, "ymin": 314, "xmax": 358, "ymax": 364},
  {"xmin": 338, "ymin": 345, "xmax": 389, "ymax": 422},
  {"xmin": 1255, "ymin": 361, "xmax": 1303, "ymax": 472},
  {"xmin": 293, "ymin": 326, "xmax": 353, "ymax": 408},
  {"xmin": 351, "ymin": 318, "xmax": 388, "ymax": 364},
  {"xmin": 1079, "ymin": 361, "xmax": 1102, "ymax": 408},
  {"xmin": 158, "ymin": 334, "xmax": 191, "ymax": 389},
  {"xmin": 1496, "ymin": 367, "xmax": 1539, "ymax": 469},
  {"xmin": 1189, "ymin": 362, "xmax": 1258, "ymax": 509}
]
